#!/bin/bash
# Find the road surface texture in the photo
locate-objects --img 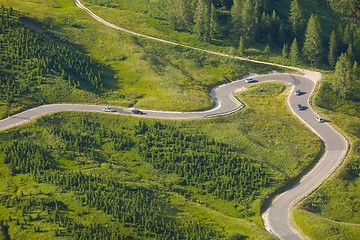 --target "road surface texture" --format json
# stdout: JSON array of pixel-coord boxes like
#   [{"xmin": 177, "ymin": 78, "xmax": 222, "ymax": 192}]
[{"xmin": 1, "ymin": 2, "xmax": 348, "ymax": 239}]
